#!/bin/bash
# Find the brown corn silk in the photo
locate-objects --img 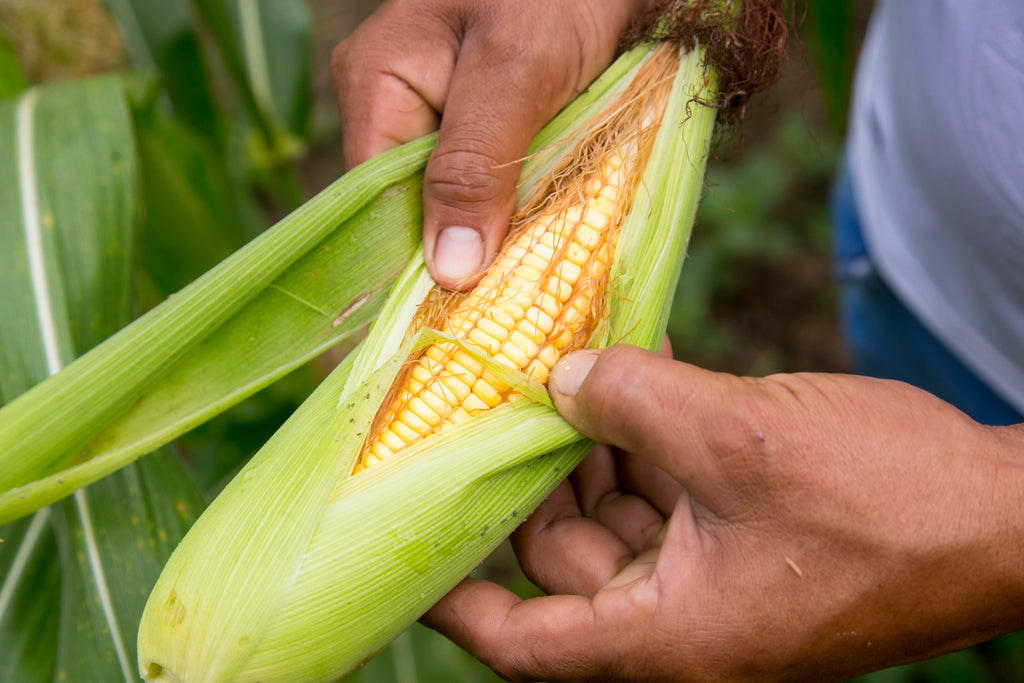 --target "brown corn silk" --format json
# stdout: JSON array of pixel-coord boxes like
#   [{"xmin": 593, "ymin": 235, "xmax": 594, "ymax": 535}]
[{"xmin": 355, "ymin": 45, "xmax": 680, "ymax": 472}]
